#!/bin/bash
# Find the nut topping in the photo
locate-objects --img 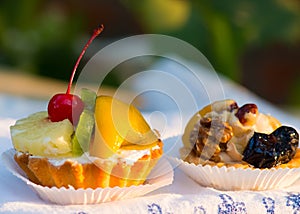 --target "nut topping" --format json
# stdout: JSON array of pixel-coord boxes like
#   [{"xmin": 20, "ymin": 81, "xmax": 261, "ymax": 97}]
[
  {"xmin": 187, "ymin": 117, "xmax": 233, "ymax": 163},
  {"xmin": 235, "ymin": 104, "xmax": 258, "ymax": 125}
]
